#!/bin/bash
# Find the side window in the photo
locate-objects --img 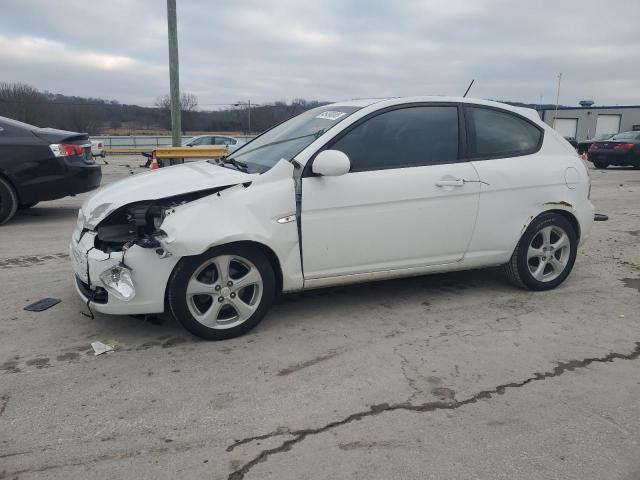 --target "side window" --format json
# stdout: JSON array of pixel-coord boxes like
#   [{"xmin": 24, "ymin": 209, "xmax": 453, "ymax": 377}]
[
  {"xmin": 469, "ymin": 107, "xmax": 541, "ymax": 158},
  {"xmin": 215, "ymin": 137, "xmax": 234, "ymax": 146},
  {"xmin": 329, "ymin": 106, "xmax": 459, "ymax": 172}
]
